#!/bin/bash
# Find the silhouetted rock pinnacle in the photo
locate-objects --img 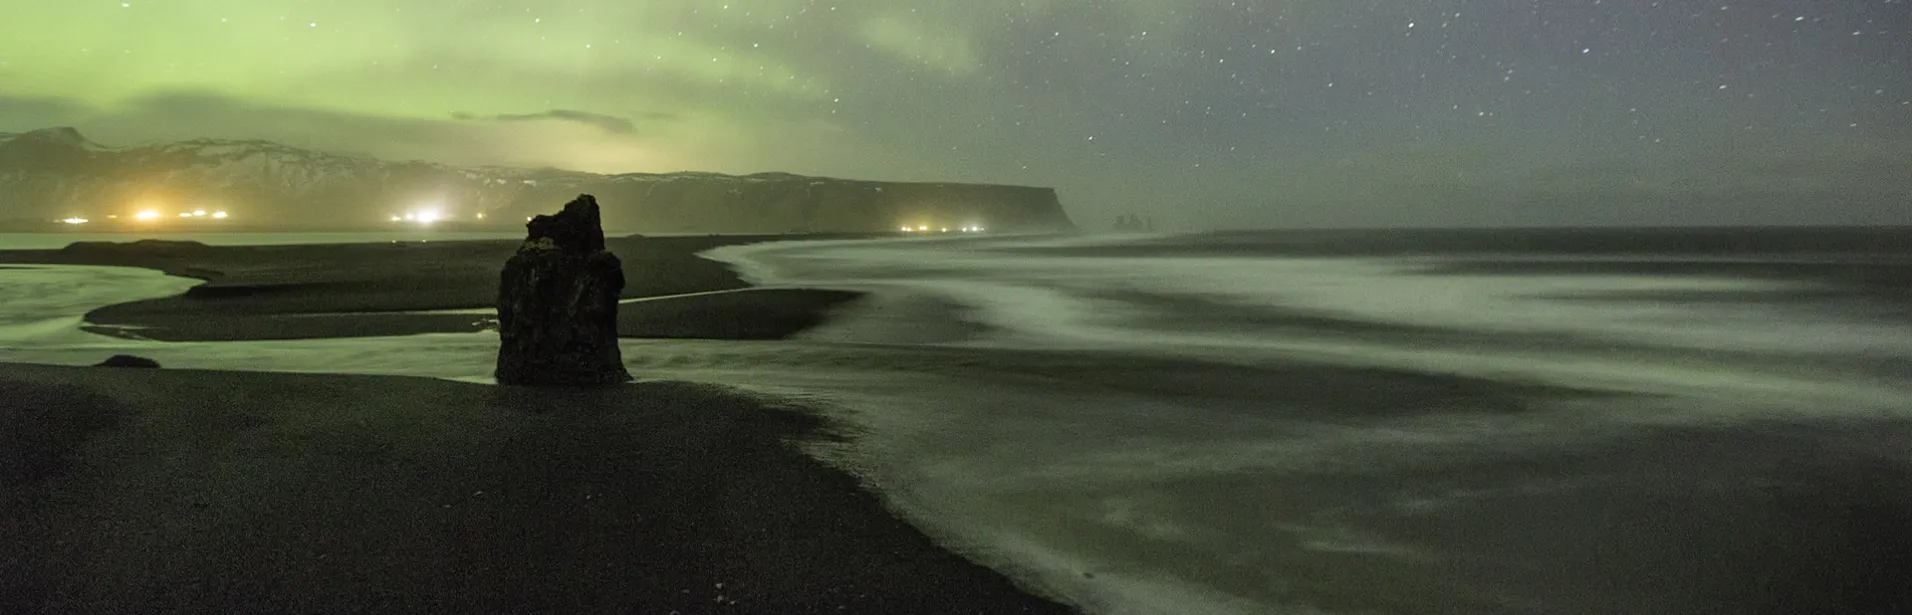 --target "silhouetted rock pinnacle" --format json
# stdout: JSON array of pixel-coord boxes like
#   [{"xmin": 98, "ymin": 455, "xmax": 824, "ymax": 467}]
[
  {"xmin": 494, "ymin": 194, "xmax": 632, "ymax": 386},
  {"xmin": 525, "ymin": 195, "xmax": 608, "ymax": 255}
]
